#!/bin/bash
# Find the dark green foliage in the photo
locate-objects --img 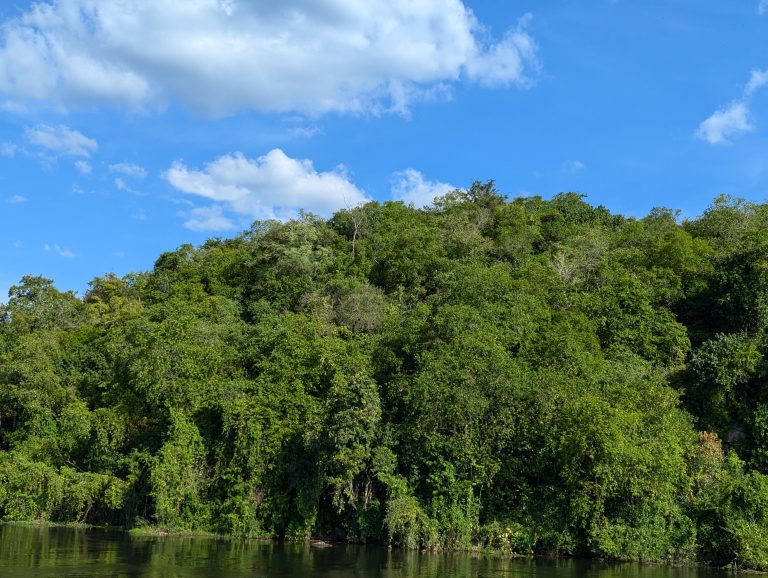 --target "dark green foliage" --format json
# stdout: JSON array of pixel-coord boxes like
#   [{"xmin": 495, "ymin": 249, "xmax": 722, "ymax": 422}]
[{"xmin": 3, "ymin": 191, "xmax": 768, "ymax": 568}]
